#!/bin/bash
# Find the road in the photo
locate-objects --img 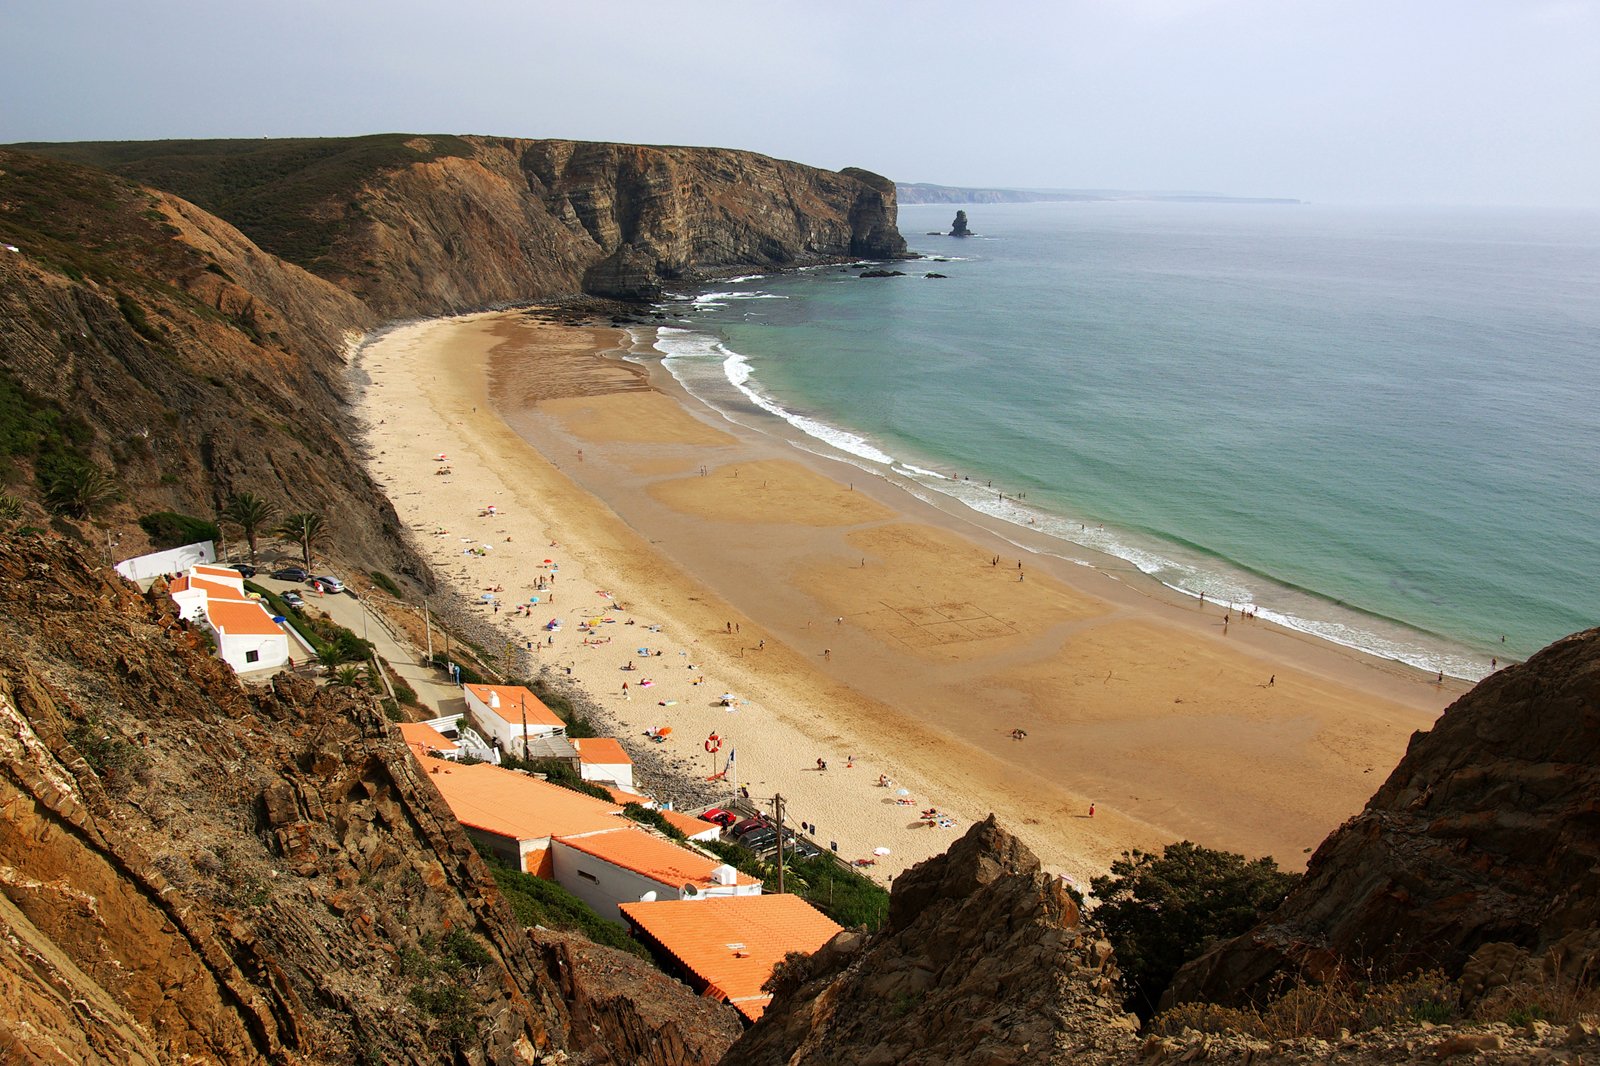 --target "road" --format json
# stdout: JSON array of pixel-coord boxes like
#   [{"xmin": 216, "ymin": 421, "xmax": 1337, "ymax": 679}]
[{"xmin": 257, "ymin": 576, "xmax": 466, "ymax": 720}]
